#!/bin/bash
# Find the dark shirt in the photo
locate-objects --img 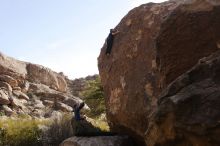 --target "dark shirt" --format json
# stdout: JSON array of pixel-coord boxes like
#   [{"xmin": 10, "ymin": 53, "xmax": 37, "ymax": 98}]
[
  {"xmin": 74, "ymin": 102, "xmax": 85, "ymax": 121},
  {"xmin": 74, "ymin": 108, "xmax": 81, "ymax": 121},
  {"xmin": 106, "ymin": 32, "xmax": 114, "ymax": 54},
  {"xmin": 107, "ymin": 32, "xmax": 113, "ymax": 42}
]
